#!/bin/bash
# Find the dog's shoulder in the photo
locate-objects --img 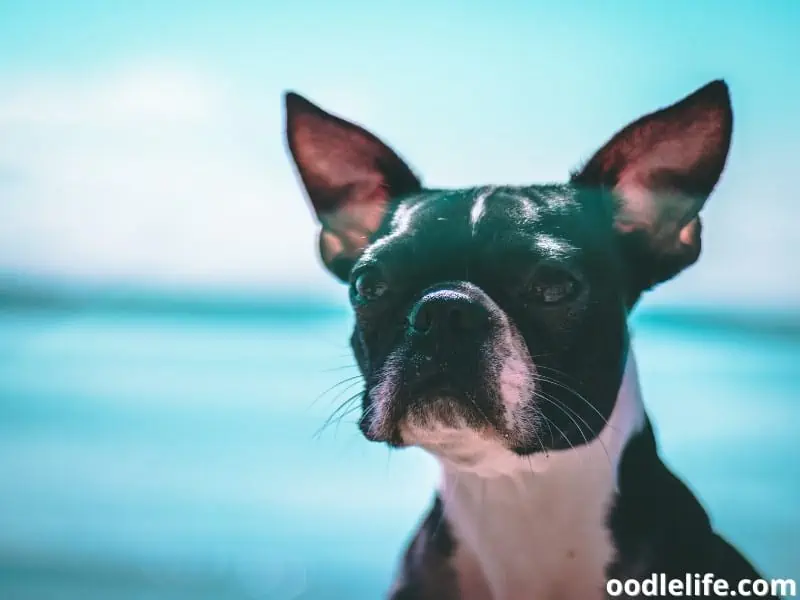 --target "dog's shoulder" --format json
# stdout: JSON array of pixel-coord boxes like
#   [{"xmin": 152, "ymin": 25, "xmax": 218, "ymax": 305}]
[
  {"xmin": 388, "ymin": 495, "xmax": 462, "ymax": 600},
  {"xmin": 608, "ymin": 420, "xmax": 773, "ymax": 595}
]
